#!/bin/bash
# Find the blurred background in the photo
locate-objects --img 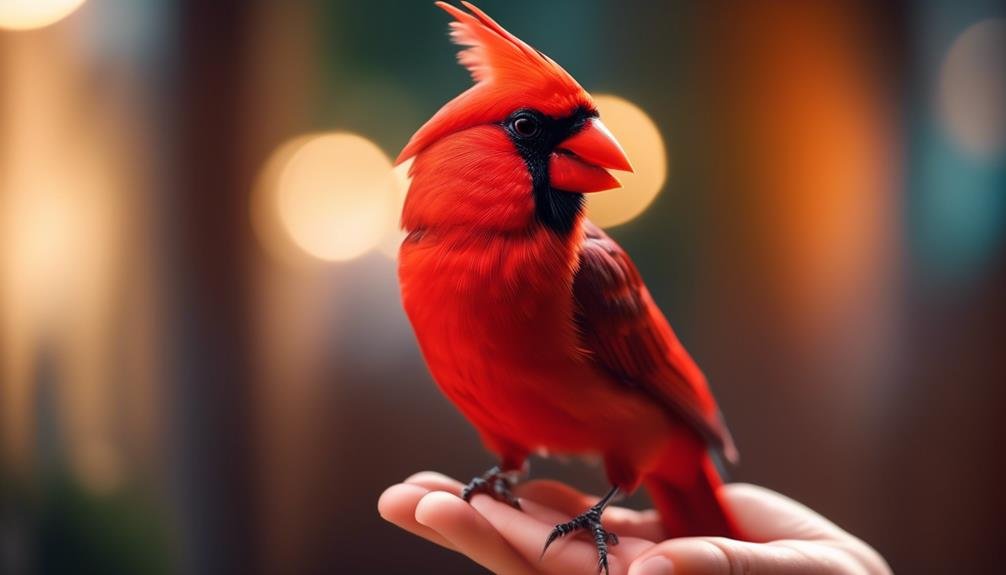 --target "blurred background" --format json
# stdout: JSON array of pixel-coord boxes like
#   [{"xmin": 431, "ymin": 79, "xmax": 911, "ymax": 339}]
[{"xmin": 1, "ymin": 0, "xmax": 1003, "ymax": 573}]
